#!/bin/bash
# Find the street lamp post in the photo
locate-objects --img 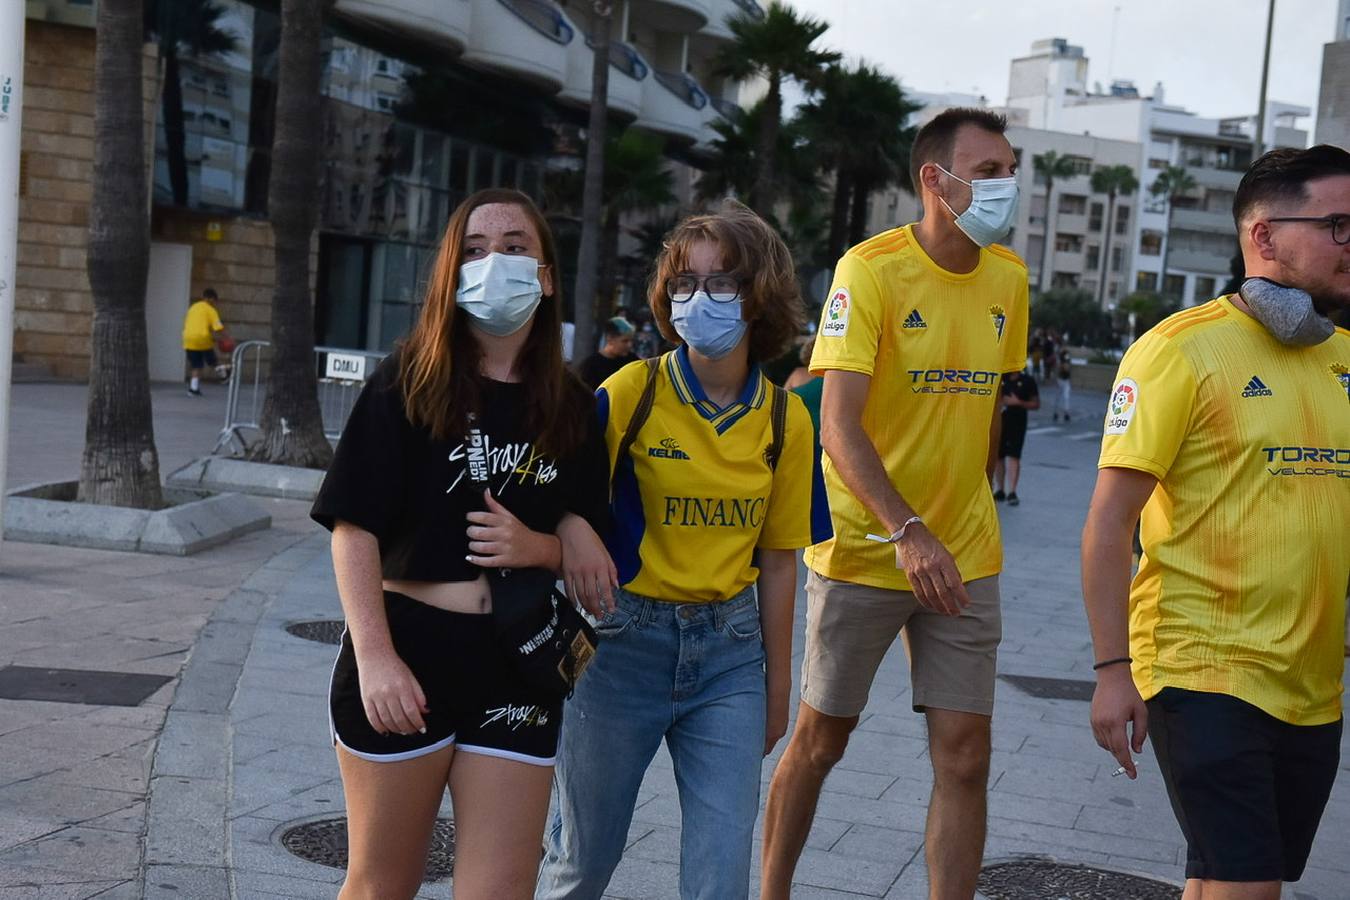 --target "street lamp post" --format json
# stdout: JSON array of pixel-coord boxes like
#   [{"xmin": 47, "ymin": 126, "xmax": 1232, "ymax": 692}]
[
  {"xmin": 0, "ymin": 8, "xmax": 25, "ymax": 567},
  {"xmin": 1253, "ymin": 0, "xmax": 1276, "ymax": 157}
]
